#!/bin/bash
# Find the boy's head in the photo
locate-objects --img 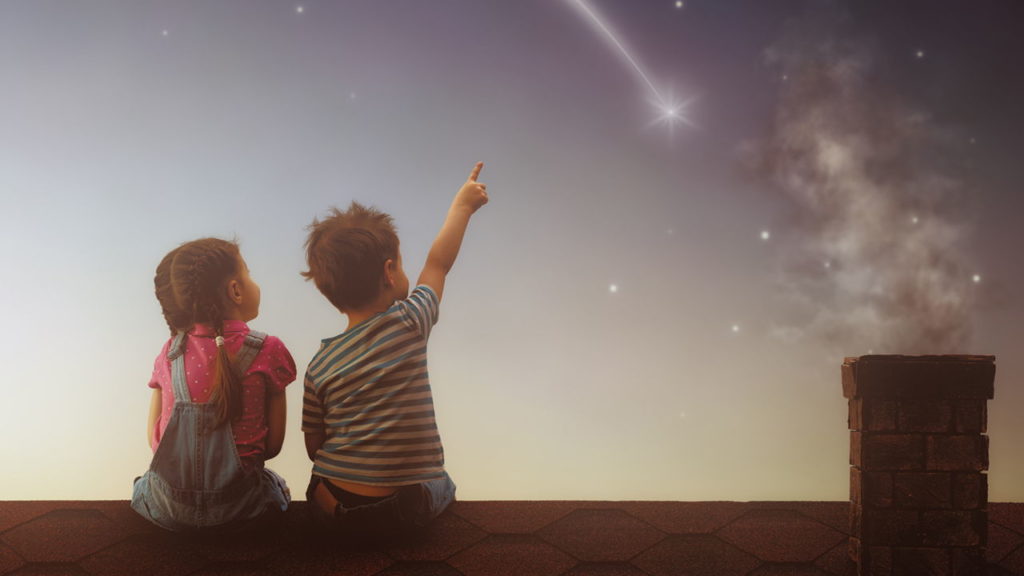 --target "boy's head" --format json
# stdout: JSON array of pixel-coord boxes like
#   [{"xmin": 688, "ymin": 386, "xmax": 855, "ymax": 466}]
[{"xmin": 302, "ymin": 201, "xmax": 407, "ymax": 312}]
